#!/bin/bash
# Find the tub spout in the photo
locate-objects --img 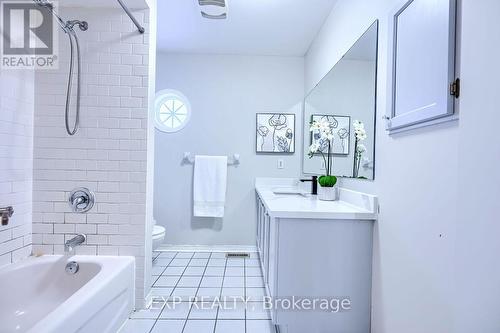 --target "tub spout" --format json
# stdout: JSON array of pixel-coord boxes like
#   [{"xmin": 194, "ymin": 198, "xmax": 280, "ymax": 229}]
[{"xmin": 65, "ymin": 234, "xmax": 86, "ymax": 253}]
